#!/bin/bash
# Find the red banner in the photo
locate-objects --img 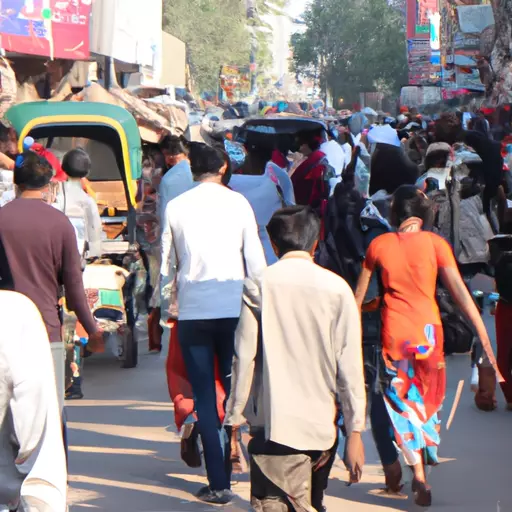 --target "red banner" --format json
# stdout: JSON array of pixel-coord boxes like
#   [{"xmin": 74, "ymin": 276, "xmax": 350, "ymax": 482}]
[
  {"xmin": 0, "ymin": 0, "xmax": 91, "ymax": 60},
  {"xmin": 407, "ymin": 0, "xmax": 438, "ymax": 39}
]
